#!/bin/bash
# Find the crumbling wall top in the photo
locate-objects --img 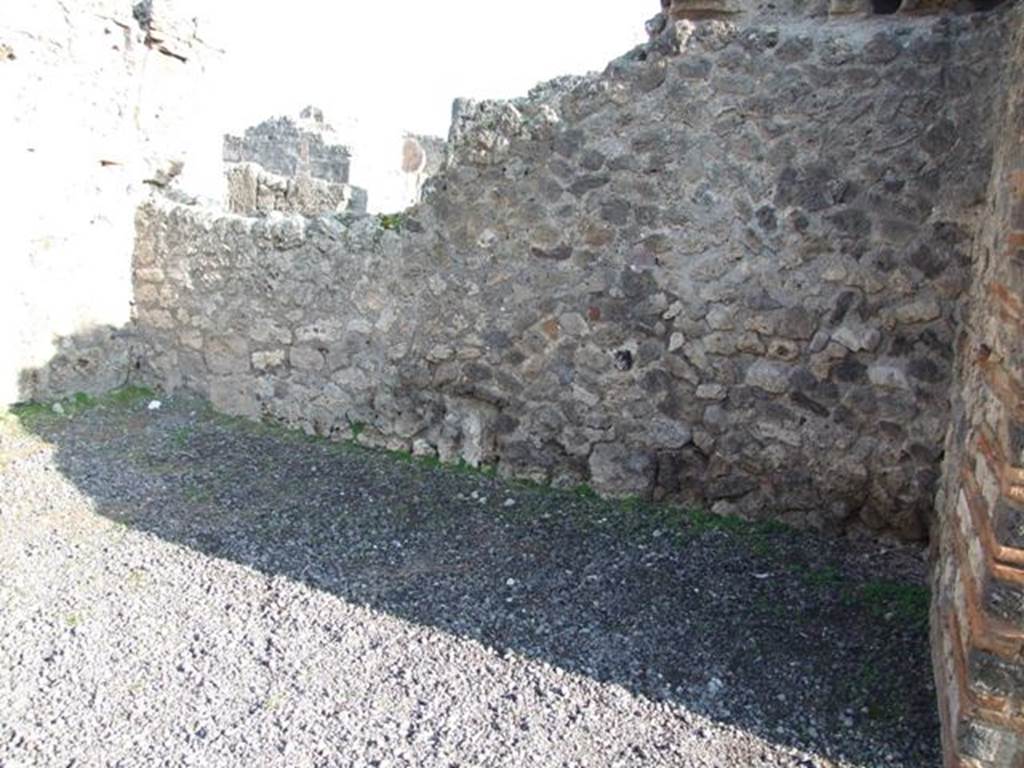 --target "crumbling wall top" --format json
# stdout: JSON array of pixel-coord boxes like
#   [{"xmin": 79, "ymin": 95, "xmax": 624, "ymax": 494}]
[
  {"xmin": 222, "ymin": 107, "xmax": 370, "ymax": 216},
  {"xmin": 649, "ymin": 0, "xmax": 1010, "ymax": 29},
  {"xmin": 223, "ymin": 106, "xmax": 352, "ymax": 184}
]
